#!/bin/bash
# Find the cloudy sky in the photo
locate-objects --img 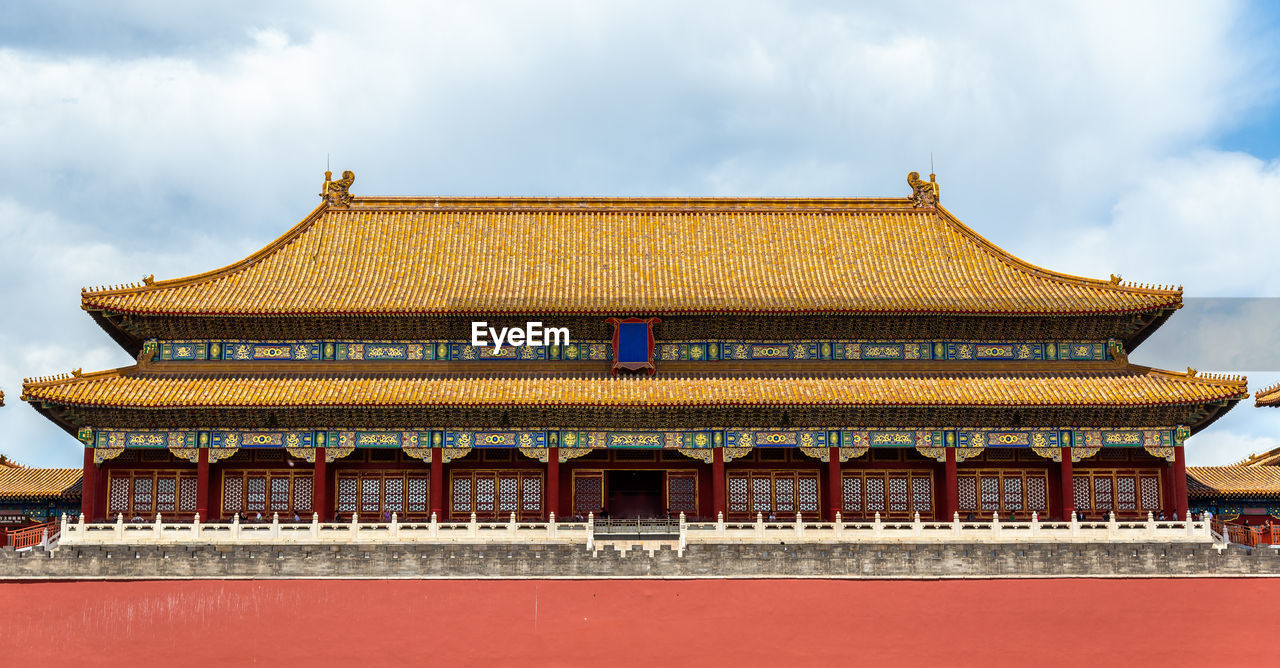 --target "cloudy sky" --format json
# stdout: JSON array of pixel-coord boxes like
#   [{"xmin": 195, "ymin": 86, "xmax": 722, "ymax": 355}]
[{"xmin": 2, "ymin": 1, "xmax": 1279, "ymax": 467}]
